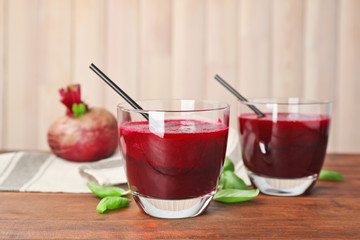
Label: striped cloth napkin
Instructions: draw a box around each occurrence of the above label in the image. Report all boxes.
[0,151,126,193]
[0,128,248,193]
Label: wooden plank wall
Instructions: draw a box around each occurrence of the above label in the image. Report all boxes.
[0,0,4,148]
[0,0,359,153]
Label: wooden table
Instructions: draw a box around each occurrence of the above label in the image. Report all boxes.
[0,153,359,239]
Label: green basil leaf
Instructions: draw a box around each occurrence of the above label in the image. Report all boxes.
[87,182,130,198]
[96,196,131,213]
[220,170,248,190]
[318,170,344,182]
[223,157,235,172]
[214,189,259,203]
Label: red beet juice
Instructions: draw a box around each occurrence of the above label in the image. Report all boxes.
[119,119,229,199]
[239,113,331,178]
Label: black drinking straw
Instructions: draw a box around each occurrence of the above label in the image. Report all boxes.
[214,74,265,118]
[89,63,149,120]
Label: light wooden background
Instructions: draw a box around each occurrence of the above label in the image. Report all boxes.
[0,0,359,153]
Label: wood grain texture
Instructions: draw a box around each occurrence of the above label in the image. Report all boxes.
[0,0,360,152]
[238,0,271,98]
[336,0,360,152]
[5,0,40,149]
[205,0,238,127]
[272,0,304,97]
[0,0,5,147]
[0,154,359,239]
[171,0,205,99]
[139,0,172,99]
[72,0,105,107]
[303,0,337,100]
[104,0,140,116]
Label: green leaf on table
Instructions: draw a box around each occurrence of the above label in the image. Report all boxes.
[72,103,86,117]
[220,170,248,190]
[87,182,130,198]
[214,189,259,203]
[96,196,131,213]
[223,157,235,172]
[318,170,344,182]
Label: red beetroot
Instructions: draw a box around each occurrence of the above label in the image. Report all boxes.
[47,84,118,162]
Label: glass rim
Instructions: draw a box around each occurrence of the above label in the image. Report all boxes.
[117,99,230,113]
[240,97,332,106]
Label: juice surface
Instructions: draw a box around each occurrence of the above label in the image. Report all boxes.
[239,113,331,178]
[119,119,229,199]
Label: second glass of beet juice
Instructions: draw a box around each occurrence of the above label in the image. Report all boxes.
[238,98,332,196]
[118,99,229,218]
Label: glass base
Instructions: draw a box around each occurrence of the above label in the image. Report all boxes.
[132,191,215,219]
[247,171,318,196]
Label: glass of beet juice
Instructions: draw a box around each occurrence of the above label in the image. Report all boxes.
[238,98,332,196]
[118,100,229,218]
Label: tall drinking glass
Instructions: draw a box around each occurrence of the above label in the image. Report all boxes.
[238,98,332,196]
[118,99,229,218]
